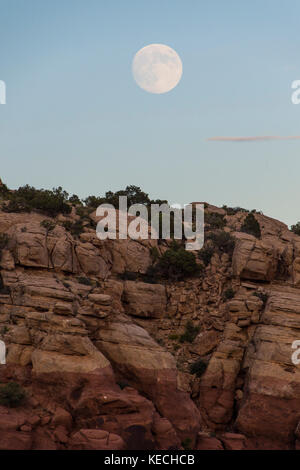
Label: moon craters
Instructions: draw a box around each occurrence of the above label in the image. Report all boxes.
[132,44,183,94]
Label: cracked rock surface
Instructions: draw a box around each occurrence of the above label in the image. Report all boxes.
[0,203,300,450]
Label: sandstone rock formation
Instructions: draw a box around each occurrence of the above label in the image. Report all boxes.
[0,197,300,450]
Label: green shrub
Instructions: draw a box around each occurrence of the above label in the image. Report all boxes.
[222,205,249,215]
[190,359,207,377]
[179,321,200,343]
[40,219,56,231]
[198,232,235,267]
[156,337,165,347]
[119,271,138,281]
[84,186,169,221]
[168,334,179,341]
[224,288,235,300]
[84,195,104,208]
[241,213,261,238]
[0,382,26,407]
[3,185,72,217]
[207,230,235,256]
[62,219,84,237]
[198,245,214,266]
[62,220,72,231]
[117,381,129,390]
[74,206,96,230]
[142,266,158,284]
[31,187,71,217]
[84,185,154,209]
[102,185,152,208]
[154,242,202,280]
[0,233,9,261]
[77,276,92,286]
[291,222,300,236]
[205,211,226,229]
[2,198,31,213]
[0,183,10,199]
[76,206,89,218]
[68,194,82,205]
[150,246,160,262]
[0,326,8,335]
[0,274,10,294]
[276,254,289,279]
[181,438,192,450]
[0,233,8,250]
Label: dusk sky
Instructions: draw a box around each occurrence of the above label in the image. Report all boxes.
[1,0,300,225]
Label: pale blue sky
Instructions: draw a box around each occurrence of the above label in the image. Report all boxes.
[1,0,300,225]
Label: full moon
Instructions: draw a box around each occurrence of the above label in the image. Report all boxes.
[132,44,183,94]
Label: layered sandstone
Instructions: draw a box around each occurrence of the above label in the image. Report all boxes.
[0,201,300,450]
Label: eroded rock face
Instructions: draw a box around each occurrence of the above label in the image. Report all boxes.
[123,281,167,318]
[232,235,279,281]
[1,203,300,449]
[106,239,153,275]
[236,286,300,443]
[95,318,201,441]
[69,429,125,450]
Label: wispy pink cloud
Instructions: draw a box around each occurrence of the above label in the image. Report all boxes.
[207,136,300,142]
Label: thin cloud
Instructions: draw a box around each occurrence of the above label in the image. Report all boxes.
[207,136,300,142]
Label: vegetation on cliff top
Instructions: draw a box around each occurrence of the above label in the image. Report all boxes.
[0,181,168,218]
[241,213,261,238]
[291,221,300,236]
[2,185,72,216]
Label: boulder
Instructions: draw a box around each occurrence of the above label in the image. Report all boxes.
[123,281,167,318]
[232,236,278,281]
[69,429,125,450]
[96,318,201,441]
